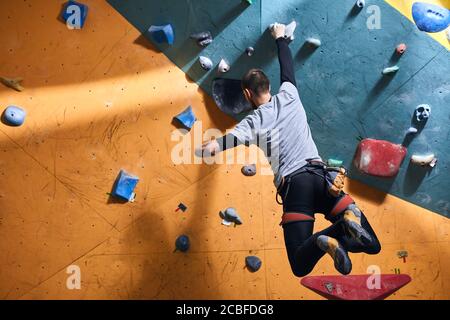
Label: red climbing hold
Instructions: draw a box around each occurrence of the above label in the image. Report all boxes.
[301,274,412,300]
[396,43,407,55]
[353,139,407,177]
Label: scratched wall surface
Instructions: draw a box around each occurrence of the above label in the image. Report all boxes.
[0,0,449,300]
[107,0,450,218]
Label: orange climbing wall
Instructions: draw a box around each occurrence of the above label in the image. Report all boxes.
[0,0,448,300]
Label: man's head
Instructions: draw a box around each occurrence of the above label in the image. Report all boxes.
[242,69,271,108]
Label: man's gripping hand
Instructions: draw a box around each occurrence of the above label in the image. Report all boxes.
[195,140,220,158]
[270,23,286,40]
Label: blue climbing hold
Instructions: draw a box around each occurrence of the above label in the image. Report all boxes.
[111,170,139,202]
[148,24,175,45]
[174,106,196,129]
[3,106,26,126]
[412,2,450,33]
[175,235,190,252]
[245,256,262,272]
[61,0,89,29]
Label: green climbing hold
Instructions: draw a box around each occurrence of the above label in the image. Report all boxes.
[327,159,343,167]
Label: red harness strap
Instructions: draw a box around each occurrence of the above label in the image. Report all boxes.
[328,194,355,219]
[280,213,315,226]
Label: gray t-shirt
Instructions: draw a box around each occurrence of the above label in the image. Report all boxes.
[231,82,321,188]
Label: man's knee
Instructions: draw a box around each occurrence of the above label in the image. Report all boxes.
[366,239,381,255]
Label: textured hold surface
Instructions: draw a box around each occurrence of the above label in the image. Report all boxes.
[411,154,437,167]
[356,0,365,8]
[396,43,407,54]
[246,46,255,56]
[406,127,418,134]
[220,207,243,225]
[327,159,343,167]
[306,37,322,47]
[173,105,196,129]
[218,59,230,73]
[190,31,213,47]
[301,274,412,300]
[415,104,431,122]
[198,56,213,71]
[412,2,450,33]
[148,24,174,45]
[2,106,26,126]
[241,164,257,176]
[0,76,24,92]
[382,65,400,74]
[111,170,139,201]
[353,139,407,177]
[175,235,190,252]
[245,256,262,272]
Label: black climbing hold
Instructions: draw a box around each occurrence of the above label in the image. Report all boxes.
[246,47,255,56]
[241,164,256,176]
[176,203,187,212]
[175,235,190,252]
[245,256,262,272]
[212,78,252,119]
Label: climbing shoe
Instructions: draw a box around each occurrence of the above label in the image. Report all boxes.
[343,204,373,246]
[316,235,352,275]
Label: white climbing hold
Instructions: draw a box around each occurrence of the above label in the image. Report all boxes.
[218,59,230,73]
[219,207,243,225]
[382,66,399,75]
[406,127,418,134]
[199,56,213,71]
[356,0,365,8]
[415,104,431,122]
[285,21,297,40]
[306,37,321,47]
[411,154,437,167]
[447,28,450,41]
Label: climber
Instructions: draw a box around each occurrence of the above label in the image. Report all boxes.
[197,22,381,277]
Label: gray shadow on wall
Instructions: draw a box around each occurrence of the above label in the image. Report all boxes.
[403,160,433,196]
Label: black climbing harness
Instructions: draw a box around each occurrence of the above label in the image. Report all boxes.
[276,159,346,205]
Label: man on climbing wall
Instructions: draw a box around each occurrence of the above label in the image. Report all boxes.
[198,22,381,276]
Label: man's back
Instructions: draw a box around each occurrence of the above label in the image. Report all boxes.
[231,82,321,187]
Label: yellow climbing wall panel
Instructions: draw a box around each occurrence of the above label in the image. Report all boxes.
[0,0,448,300]
[385,0,450,50]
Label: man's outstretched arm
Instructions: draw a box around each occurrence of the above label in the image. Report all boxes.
[271,23,297,87]
[277,37,297,87]
[197,133,243,157]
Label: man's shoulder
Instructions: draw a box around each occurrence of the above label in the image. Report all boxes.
[278,81,299,99]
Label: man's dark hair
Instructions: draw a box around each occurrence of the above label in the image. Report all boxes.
[242,69,270,95]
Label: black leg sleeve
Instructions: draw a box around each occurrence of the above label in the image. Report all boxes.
[276,37,297,87]
[283,220,347,277]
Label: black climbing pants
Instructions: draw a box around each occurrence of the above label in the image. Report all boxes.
[279,169,381,277]
[276,37,297,87]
